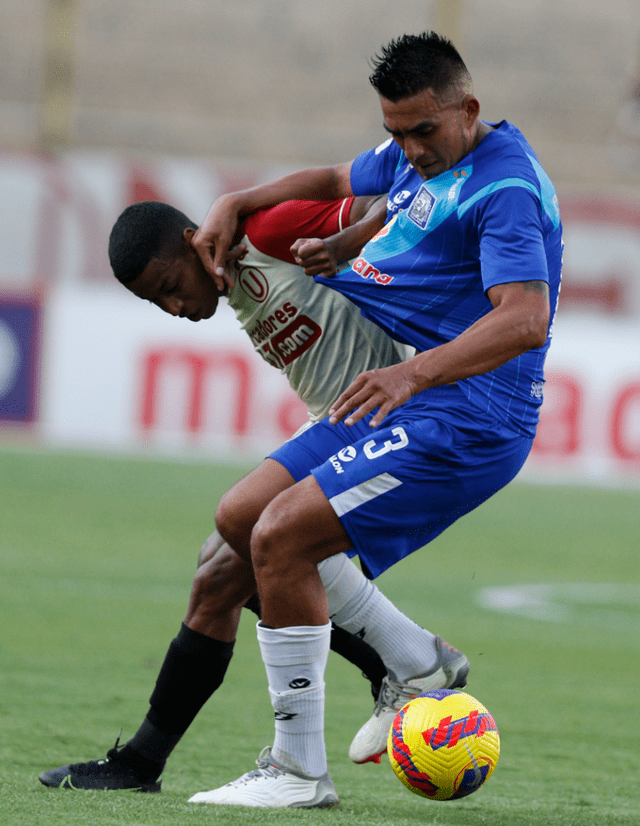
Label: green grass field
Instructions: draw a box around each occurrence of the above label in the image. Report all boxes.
[1,444,639,826]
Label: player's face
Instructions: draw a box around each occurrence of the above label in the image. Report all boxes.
[127,230,220,321]
[380,88,481,180]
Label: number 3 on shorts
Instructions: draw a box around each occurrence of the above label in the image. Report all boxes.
[363,426,409,459]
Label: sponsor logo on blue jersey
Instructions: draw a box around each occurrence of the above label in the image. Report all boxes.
[386,188,414,214]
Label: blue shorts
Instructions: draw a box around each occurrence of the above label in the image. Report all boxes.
[269,385,533,579]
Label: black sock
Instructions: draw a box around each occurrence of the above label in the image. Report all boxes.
[115,724,172,782]
[329,623,387,699]
[120,623,234,777]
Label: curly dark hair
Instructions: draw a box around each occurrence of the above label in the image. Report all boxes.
[108,201,197,285]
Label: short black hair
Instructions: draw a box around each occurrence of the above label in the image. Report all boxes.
[369,32,471,103]
[108,201,197,285]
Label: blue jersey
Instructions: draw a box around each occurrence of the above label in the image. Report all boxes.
[315,121,563,439]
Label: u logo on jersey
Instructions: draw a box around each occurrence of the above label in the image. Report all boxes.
[237,266,270,302]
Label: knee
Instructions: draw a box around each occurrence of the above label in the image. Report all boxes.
[250,506,294,579]
[215,487,254,556]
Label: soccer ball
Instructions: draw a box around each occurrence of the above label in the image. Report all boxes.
[387,689,500,801]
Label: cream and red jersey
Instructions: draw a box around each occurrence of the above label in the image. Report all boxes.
[226,199,408,421]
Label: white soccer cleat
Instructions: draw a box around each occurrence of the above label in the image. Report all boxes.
[348,636,470,765]
[187,747,339,808]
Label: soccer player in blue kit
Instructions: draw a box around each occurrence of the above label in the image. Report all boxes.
[187,32,563,808]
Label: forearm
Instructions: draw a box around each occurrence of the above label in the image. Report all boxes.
[292,196,387,276]
[193,163,353,286]
[407,304,546,392]
[325,197,386,265]
[224,164,354,216]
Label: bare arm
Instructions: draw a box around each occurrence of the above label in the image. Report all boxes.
[192,162,354,290]
[290,196,387,277]
[328,280,551,428]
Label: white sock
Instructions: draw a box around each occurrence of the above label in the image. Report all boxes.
[319,553,437,682]
[257,621,330,778]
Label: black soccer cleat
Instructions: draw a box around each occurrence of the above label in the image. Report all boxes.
[38,739,162,792]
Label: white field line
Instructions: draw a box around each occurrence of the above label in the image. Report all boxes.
[477,583,640,626]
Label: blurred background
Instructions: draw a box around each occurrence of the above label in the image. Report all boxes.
[1,0,640,487]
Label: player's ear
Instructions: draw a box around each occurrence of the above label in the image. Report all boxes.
[462,95,480,124]
[182,226,197,250]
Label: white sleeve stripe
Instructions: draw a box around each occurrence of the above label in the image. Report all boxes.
[338,198,350,232]
[328,472,402,517]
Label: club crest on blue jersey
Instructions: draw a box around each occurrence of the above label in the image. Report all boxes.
[408,186,437,229]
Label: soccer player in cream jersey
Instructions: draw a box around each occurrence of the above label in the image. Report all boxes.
[38,194,468,795]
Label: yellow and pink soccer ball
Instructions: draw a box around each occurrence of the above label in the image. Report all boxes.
[387,689,500,801]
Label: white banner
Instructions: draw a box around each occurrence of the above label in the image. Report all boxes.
[34,285,640,488]
[523,314,640,487]
[40,286,308,458]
